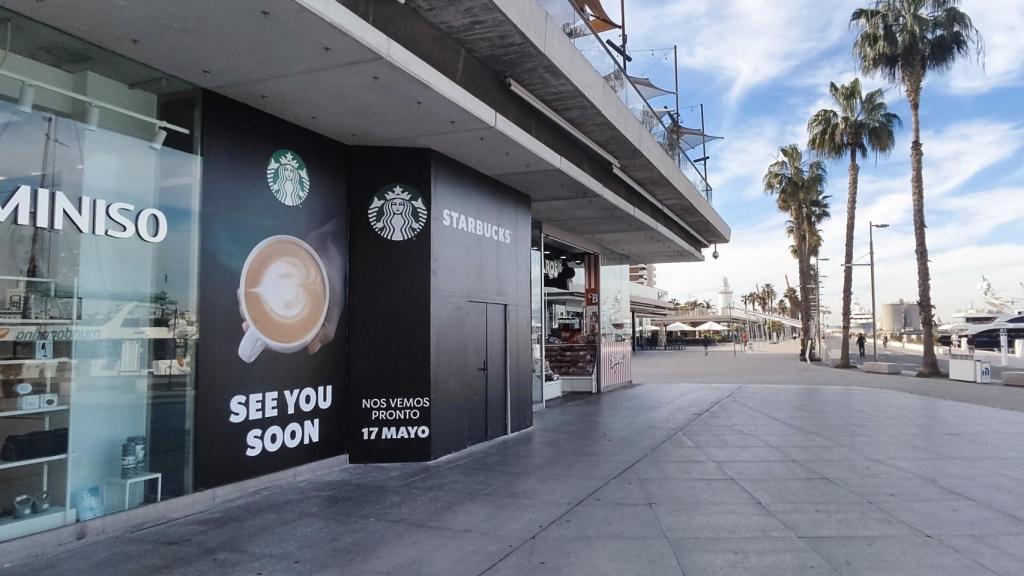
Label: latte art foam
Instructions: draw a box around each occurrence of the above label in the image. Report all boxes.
[248,257,318,322]
[243,238,327,345]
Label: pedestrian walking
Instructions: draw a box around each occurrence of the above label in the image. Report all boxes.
[702,335,710,356]
[856,333,866,359]
[882,334,889,349]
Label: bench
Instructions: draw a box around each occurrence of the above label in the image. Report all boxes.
[1004,372,1024,387]
[864,362,901,375]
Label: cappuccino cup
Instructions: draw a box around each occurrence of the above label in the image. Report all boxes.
[238,235,329,363]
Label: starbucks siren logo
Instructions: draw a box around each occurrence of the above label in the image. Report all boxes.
[266,149,310,206]
[368,184,428,241]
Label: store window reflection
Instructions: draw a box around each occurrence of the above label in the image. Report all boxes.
[530,222,544,411]
[599,255,631,391]
[541,237,598,398]
[0,9,199,541]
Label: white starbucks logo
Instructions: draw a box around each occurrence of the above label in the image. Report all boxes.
[266,149,310,206]
[368,184,428,241]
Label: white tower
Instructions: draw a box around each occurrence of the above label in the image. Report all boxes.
[718,277,733,314]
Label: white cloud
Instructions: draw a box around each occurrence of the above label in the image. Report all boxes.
[658,214,802,305]
[629,0,861,102]
[709,117,806,203]
[658,118,1024,321]
[942,0,1024,94]
[919,120,1024,197]
[625,1,1024,324]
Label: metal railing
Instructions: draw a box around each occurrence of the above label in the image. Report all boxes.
[536,0,713,204]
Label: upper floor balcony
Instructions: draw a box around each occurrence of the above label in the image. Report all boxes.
[404,0,730,247]
[537,0,715,204]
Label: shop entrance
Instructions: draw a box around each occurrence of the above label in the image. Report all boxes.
[466,302,507,443]
[541,237,599,400]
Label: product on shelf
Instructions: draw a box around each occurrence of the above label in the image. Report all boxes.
[1,428,69,461]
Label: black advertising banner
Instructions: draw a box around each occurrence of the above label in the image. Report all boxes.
[348,147,432,463]
[194,93,347,488]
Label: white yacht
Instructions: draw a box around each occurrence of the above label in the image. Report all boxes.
[850,298,873,334]
[959,312,1024,350]
[939,277,1023,346]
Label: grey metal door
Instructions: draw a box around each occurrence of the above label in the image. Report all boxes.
[484,303,507,440]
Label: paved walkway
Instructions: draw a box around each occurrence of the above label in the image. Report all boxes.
[8,348,1024,575]
[822,335,1024,383]
[635,340,1024,412]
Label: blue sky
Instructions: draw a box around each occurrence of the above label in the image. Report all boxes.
[614,0,1024,321]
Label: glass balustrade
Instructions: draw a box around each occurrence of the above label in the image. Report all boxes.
[535,0,713,203]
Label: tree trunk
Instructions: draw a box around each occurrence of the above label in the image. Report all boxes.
[838,147,859,368]
[905,76,941,376]
[796,212,812,360]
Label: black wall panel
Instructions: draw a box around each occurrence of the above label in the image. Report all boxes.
[429,154,532,458]
[347,147,433,463]
[194,92,348,488]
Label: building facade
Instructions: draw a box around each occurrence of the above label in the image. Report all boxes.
[629,264,657,287]
[0,0,728,543]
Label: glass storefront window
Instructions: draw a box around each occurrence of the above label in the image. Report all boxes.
[599,255,630,343]
[530,222,544,411]
[542,237,597,396]
[599,254,631,391]
[0,9,199,540]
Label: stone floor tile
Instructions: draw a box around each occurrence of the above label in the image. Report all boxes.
[652,503,793,538]
[639,478,757,505]
[764,502,919,537]
[699,446,790,462]
[718,460,823,479]
[668,537,839,576]
[622,459,730,480]
[939,535,1024,576]
[829,476,967,503]
[482,536,685,576]
[876,500,1024,536]
[543,503,664,539]
[736,478,864,505]
[804,535,999,576]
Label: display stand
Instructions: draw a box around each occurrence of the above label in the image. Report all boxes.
[104,472,162,513]
[0,276,76,541]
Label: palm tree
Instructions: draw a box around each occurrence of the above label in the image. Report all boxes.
[778,299,789,317]
[761,284,778,314]
[783,286,800,318]
[764,144,830,360]
[851,0,982,376]
[808,78,901,369]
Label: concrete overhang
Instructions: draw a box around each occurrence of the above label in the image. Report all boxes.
[3,0,702,262]
[405,0,731,245]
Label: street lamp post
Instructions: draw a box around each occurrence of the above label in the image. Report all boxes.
[869,222,889,362]
[815,258,829,360]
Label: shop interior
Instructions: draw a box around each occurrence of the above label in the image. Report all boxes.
[0,9,200,542]
[540,237,598,401]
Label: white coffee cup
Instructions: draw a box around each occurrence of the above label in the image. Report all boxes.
[237,235,329,363]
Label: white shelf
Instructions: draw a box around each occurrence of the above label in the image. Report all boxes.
[0,319,72,325]
[0,357,71,366]
[0,405,68,418]
[0,453,67,470]
[0,507,68,541]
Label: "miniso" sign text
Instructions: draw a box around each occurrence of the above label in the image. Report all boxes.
[0,185,167,243]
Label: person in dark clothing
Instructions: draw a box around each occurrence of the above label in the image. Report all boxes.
[856,333,866,359]
[702,336,710,356]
